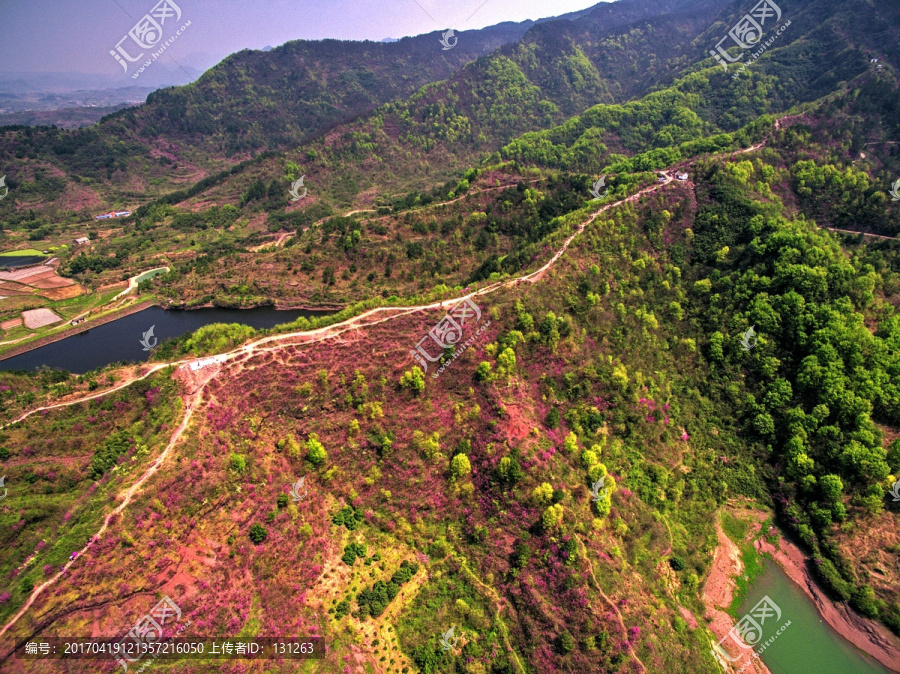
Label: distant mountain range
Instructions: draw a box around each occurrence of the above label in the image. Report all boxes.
[0,0,728,198]
[0,0,898,221]
[0,51,225,94]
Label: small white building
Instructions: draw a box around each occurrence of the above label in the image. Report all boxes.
[675,172,689,181]
[95,210,131,219]
[188,353,229,372]
[73,237,90,245]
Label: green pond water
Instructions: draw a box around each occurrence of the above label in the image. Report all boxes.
[735,560,888,673]
[133,267,168,283]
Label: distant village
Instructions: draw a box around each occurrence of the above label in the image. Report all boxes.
[93,210,132,221]
[71,209,134,245]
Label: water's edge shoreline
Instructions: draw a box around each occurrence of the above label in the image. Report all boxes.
[704,506,900,673]
[702,518,771,674]
[0,301,342,365]
[756,534,900,673]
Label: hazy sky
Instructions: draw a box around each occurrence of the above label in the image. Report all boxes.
[0,0,604,75]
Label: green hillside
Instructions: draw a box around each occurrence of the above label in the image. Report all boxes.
[1,0,900,671]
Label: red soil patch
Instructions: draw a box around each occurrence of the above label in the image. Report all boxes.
[0,283,31,296]
[702,522,770,674]
[98,281,129,293]
[496,402,535,445]
[53,180,103,212]
[31,276,76,289]
[38,285,83,300]
[678,605,699,629]
[0,317,23,330]
[13,269,56,284]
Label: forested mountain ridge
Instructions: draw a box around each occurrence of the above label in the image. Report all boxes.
[0,0,726,221]
[112,23,537,156]
[126,0,757,218]
[161,0,899,217]
[0,19,533,214]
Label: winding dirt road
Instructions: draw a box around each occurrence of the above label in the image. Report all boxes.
[0,362,181,430]
[0,133,772,649]
[576,536,647,673]
[0,395,198,642]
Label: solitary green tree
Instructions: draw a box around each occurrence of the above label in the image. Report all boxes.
[306,433,327,466]
[249,523,268,544]
[450,453,472,481]
[399,366,426,394]
[541,503,564,530]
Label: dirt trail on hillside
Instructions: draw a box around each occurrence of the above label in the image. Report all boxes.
[0,361,184,430]
[0,130,775,651]
[822,227,895,240]
[453,553,527,674]
[577,537,648,673]
[0,391,199,648]
[303,179,541,231]
[249,231,294,251]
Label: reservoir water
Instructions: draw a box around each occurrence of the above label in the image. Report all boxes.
[0,305,333,374]
[736,560,888,674]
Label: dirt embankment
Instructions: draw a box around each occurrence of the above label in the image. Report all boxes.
[702,521,770,674]
[705,503,900,674]
[756,534,900,673]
